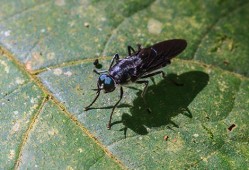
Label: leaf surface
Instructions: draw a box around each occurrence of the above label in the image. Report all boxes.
[0,0,248,169]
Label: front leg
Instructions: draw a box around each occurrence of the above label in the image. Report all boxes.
[108,53,120,70]
[93,54,120,74]
[93,69,108,75]
[108,86,124,129]
[84,90,101,111]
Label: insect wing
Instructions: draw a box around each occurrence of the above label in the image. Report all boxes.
[138,39,187,73]
[148,39,187,60]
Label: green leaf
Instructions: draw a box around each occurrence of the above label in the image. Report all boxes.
[0,0,248,169]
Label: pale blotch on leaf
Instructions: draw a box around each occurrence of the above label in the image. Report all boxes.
[64,71,73,77]
[11,122,20,134]
[66,166,74,170]
[26,52,44,71]
[28,104,39,117]
[78,148,83,153]
[147,18,163,35]
[84,22,90,28]
[55,0,65,6]
[25,61,32,70]
[166,137,184,152]
[206,68,212,74]
[218,80,229,92]
[0,60,10,73]
[15,77,25,85]
[48,128,59,136]
[8,150,15,160]
[1,30,11,37]
[30,97,37,104]
[201,156,209,163]
[146,127,151,132]
[53,68,63,75]
[186,16,201,29]
[40,28,46,33]
[101,17,106,21]
[47,52,55,60]
[227,39,234,51]
[115,110,121,117]
[69,20,76,27]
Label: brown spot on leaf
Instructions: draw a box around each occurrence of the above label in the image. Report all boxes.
[228,124,236,131]
[163,135,169,141]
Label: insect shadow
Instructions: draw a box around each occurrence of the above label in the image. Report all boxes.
[118,71,209,135]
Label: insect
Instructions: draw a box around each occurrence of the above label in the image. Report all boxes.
[85,39,187,129]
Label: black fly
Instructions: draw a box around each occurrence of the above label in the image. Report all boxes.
[85,39,187,129]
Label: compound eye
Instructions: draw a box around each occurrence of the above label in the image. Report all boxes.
[104,77,115,92]
[98,74,106,87]
[98,74,116,92]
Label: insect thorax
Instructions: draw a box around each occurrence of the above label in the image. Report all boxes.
[109,56,142,84]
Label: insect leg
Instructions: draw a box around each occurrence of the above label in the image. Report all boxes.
[128,44,142,56]
[136,44,142,51]
[84,90,101,111]
[93,54,119,74]
[93,69,108,75]
[141,71,166,79]
[108,86,123,129]
[108,53,120,70]
[136,80,149,97]
[136,80,151,112]
[127,46,136,56]
[141,71,183,86]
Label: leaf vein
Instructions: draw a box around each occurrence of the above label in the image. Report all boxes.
[14,96,48,169]
[0,1,51,23]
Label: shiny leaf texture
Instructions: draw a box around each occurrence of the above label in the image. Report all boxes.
[0,0,248,169]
